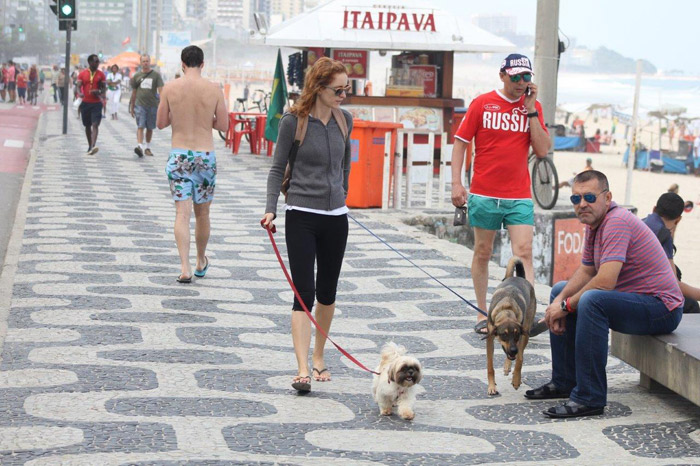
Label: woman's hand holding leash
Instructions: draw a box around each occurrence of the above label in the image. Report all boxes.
[261,213,276,233]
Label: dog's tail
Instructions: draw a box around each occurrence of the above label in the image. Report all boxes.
[505,257,526,279]
[379,341,406,366]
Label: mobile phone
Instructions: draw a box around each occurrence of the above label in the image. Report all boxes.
[525,86,531,96]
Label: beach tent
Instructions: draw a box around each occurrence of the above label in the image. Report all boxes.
[253,0,514,52]
[104,52,142,73]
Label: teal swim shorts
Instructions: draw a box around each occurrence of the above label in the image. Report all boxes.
[467,194,534,230]
[165,149,217,204]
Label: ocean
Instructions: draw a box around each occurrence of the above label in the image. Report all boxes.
[556,72,700,118]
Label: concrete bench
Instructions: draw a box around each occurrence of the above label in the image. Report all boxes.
[611,314,699,406]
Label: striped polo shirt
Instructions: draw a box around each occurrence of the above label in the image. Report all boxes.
[582,202,683,311]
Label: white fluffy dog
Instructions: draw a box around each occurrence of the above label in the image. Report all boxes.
[372,342,423,420]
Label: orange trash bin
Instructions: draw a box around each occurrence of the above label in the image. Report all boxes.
[346,120,403,208]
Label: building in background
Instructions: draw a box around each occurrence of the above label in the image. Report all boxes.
[78,0,133,24]
[471,14,517,37]
[2,0,52,33]
[217,0,245,26]
[269,0,303,22]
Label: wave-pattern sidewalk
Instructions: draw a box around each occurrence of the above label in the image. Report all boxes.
[0,107,698,465]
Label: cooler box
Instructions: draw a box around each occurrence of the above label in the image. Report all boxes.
[346,120,403,208]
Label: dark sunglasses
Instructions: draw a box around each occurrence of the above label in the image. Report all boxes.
[324,85,351,97]
[509,73,532,83]
[570,189,608,205]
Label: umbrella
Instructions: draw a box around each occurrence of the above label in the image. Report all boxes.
[104,52,144,73]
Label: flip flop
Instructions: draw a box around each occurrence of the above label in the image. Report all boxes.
[176,274,192,283]
[312,367,331,382]
[291,375,311,392]
[194,256,209,278]
[474,319,488,335]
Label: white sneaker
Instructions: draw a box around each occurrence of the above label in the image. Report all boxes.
[88,146,99,155]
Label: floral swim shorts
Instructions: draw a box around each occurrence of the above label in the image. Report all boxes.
[165,149,217,204]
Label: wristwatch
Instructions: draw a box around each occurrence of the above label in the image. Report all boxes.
[527,111,539,118]
[560,298,574,313]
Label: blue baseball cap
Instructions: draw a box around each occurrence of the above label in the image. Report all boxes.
[500,53,534,75]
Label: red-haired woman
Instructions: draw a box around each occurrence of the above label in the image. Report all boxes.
[261,57,353,392]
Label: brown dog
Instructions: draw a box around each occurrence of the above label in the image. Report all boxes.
[486,256,536,395]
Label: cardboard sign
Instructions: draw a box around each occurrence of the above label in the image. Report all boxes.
[332,50,369,79]
[552,218,587,284]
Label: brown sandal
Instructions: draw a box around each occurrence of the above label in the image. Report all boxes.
[291,375,311,392]
[312,367,331,382]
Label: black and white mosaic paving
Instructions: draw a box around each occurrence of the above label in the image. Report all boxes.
[0,106,698,464]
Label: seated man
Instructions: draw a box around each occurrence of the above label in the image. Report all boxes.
[642,192,700,314]
[528,170,683,418]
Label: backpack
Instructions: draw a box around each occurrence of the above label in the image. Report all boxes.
[280,108,349,200]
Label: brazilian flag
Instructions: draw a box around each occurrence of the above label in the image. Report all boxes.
[265,49,288,142]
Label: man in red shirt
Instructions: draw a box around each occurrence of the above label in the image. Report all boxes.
[451,53,551,334]
[76,54,106,155]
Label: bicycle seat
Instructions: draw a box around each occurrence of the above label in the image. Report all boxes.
[236,97,246,103]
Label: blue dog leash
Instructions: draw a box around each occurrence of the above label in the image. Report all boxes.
[348,214,489,318]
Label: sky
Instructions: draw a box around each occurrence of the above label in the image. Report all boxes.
[433,0,699,75]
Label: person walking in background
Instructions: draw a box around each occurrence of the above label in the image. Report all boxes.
[642,192,700,314]
[16,70,27,105]
[106,65,123,120]
[6,61,16,103]
[451,53,551,335]
[156,45,228,283]
[0,63,7,102]
[129,55,164,157]
[51,65,59,103]
[56,68,66,105]
[76,54,106,155]
[28,65,38,105]
[261,57,353,393]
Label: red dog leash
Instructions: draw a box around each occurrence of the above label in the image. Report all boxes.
[261,221,379,375]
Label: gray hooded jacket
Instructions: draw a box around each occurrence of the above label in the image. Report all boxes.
[265,110,353,215]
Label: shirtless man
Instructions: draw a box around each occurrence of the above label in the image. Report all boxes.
[156,45,229,283]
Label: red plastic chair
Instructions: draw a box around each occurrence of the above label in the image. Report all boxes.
[232,117,257,155]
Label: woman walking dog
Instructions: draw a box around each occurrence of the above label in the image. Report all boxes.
[261,57,353,392]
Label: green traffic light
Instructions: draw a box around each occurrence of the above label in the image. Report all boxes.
[61,4,72,15]
[18,25,24,32]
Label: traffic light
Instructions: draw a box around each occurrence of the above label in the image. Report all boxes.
[17,25,24,33]
[59,20,77,31]
[98,51,103,59]
[58,0,76,20]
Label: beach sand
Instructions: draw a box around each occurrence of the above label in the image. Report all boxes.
[552,146,700,285]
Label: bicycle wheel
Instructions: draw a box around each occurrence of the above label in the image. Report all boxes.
[531,156,559,210]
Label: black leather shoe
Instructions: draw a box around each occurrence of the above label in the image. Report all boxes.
[543,400,605,418]
[524,382,571,400]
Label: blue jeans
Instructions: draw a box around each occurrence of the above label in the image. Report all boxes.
[549,281,682,408]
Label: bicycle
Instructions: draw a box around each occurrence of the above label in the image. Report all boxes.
[464,150,559,210]
[529,152,559,209]
[250,89,270,114]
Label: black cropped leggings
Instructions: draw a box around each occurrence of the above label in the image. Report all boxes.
[284,209,348,311]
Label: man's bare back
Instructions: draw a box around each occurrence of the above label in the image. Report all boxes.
[157,75,228,151]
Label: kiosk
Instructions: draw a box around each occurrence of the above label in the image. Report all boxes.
[255,0,515,141]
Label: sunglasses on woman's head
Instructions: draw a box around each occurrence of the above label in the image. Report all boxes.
[509,73,532,83]
[570,189,608,205]
[324,85,351,97]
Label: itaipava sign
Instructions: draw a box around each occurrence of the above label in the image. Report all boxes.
[342,9,436,32]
